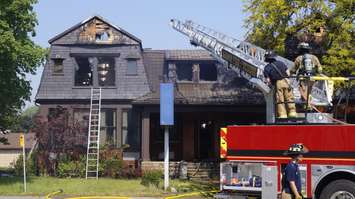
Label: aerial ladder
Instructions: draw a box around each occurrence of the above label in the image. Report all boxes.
[170,19,334,123]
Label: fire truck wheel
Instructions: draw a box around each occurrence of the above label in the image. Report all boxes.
[319,179,355,199]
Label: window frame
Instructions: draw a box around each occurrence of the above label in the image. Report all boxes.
[97,57,116,87]
[74,57,93,87]
[121,109,131,147]
[126,59,138,76]
[199,62,218,82]
[175,61,193,82]
[72,55,119,88]
[51,58,65,75]
[100,108,117,147]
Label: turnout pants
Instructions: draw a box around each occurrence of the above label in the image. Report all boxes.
[281,191,303,199]
[275,79,296,118]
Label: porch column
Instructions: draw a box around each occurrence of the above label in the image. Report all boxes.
[141,111,150,161]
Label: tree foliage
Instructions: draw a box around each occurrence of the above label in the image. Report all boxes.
[10,105,39,132]
[0,0,46,129]
[243,0,354,77]
[34,108,87,175]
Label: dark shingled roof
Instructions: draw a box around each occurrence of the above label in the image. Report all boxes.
[135,49,264,105]
[0,133,36,150]
[142,50,165,92]
[133,83,264,105]
[165,49,214,61]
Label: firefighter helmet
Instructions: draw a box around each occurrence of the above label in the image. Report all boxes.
[264,50,276,61]
[284,143,309,156]
[297,42,311,50]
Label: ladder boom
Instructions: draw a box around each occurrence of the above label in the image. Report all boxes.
[170,19,295,94]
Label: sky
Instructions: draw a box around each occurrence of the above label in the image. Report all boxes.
[26,0,248,108]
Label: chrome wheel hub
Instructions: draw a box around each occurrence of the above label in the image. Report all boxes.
[330,191,355,199]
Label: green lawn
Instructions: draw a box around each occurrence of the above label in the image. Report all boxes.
[0,177,216,197]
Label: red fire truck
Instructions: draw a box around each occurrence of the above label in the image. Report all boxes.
[218,125,355,199]
[170,19,355,198]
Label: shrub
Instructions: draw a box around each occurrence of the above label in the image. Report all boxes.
[12,153,36,176]
[57,160,85,178]
[102,158,123,178]
[141,170,163,188]
[57,155,85,178]
[119,162,141,179]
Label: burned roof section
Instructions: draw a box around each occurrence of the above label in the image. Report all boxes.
[49,15,142,47]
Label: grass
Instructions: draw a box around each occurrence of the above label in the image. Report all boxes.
[0,176,217,197]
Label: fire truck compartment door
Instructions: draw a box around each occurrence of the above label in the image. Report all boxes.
[262,164,278,199]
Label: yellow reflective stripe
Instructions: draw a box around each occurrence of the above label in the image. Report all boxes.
[165,190,219,199]
[310,76,349,81]
[220,128,227,158]
[66,197,129,199]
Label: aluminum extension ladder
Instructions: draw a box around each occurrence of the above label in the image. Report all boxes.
[85,87,102,179]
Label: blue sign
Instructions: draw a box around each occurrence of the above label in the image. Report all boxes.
[160,83,174,126]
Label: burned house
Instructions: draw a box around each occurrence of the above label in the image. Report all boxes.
[35,16,265,165]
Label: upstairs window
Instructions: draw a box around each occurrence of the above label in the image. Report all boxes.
[75,57,92,86]
[127,59,138,75]
[98,57,115,86]
[176,62,192,81]
[52,58,64,74]
[200,63,217,81]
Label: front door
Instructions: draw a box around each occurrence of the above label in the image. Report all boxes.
[198,120,214,159]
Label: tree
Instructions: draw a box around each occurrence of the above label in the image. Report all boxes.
[34,108,87,175]
[0,0,46,130]
[243,0,354,77]
[10,105,39,132]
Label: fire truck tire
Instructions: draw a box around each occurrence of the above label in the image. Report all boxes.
[319,179,355,199]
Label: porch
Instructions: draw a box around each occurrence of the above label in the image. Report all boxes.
[139,105,265,162]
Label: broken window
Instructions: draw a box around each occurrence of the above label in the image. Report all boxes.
[176,62,192,81]
[100,109,117,146]
[200,63,217,81]
[75,57,92,86]
[96,31,111,42]
[127,59,138,75]
[52,58,64,74]
[98,57,115,86]
[79,19,114,43]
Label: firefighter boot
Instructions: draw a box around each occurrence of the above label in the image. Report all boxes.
[287,103,297,118]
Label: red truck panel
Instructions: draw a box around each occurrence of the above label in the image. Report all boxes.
[226,125,355,159]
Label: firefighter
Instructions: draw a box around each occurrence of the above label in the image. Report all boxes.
[263,50,297,118]
[282,143,309,199]
[291,42,323,106]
